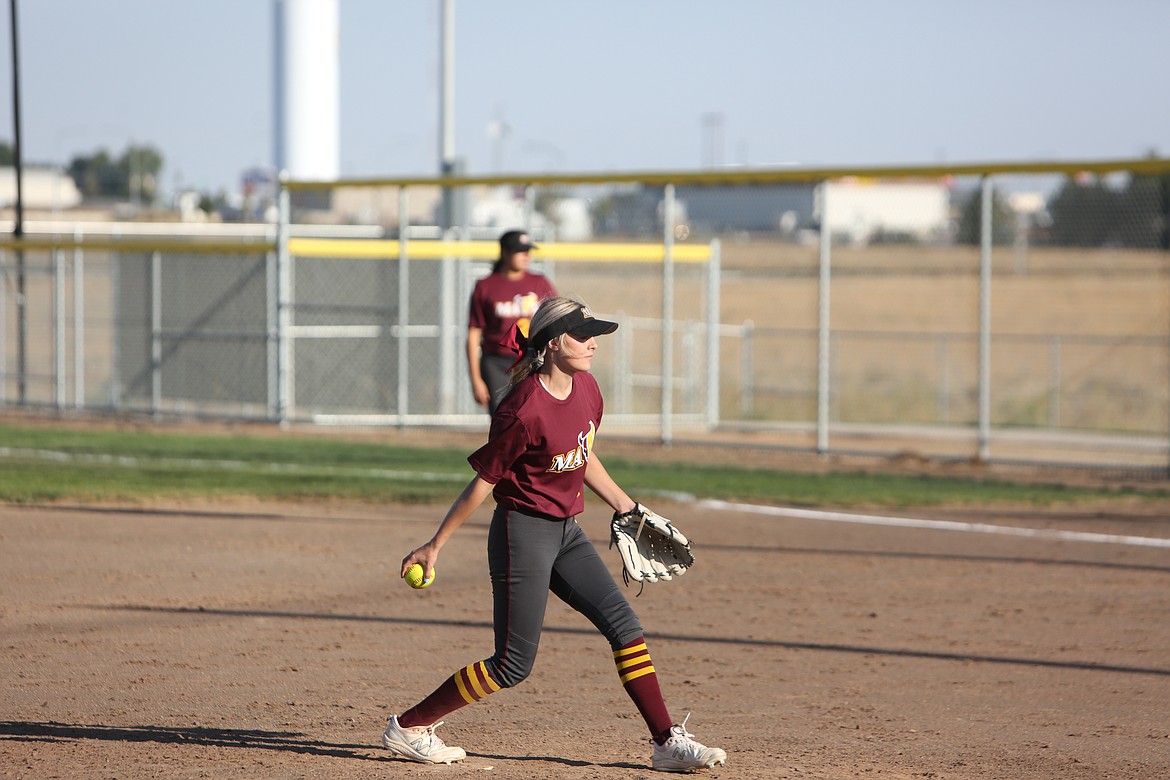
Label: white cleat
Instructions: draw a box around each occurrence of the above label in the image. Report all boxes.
[651,714,727,773]
[381,715,466,765]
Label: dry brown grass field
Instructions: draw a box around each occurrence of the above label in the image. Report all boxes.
[555,242,1170,461]
[559,242,1169,340]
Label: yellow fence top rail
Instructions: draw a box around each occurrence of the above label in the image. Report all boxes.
[0,236,711,263]
[284,156,1170,191]
[288,238,712,263]
[0,237,275,253]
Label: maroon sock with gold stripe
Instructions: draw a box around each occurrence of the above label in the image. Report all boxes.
[398,661,502,728]
[613,637,674,741]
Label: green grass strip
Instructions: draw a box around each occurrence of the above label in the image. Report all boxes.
[0,423,1163,507]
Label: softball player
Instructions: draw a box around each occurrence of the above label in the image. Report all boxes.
[467,230,557,416]
[385,296,727,772]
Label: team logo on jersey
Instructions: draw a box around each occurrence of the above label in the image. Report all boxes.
[494,292,542,319]
[547,421,597,474]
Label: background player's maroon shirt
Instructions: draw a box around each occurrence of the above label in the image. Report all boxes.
[468,372,603,518]
[468,272,557,357]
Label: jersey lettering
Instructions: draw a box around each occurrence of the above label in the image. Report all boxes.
[547,421,597,474]
[493,292,542,320]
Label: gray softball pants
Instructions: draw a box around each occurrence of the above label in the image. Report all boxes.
[483,505,644,688]
[480,354,514,416]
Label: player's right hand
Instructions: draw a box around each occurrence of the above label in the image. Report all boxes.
[401,544,438,579]
[471,379,490,407]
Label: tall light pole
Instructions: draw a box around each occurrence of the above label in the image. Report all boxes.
[701,112,724,170]
[439,0,455,176]
[8,0,26,403]
[438,0,455,228]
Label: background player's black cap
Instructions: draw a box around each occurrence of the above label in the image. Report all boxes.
[499,230,537,253]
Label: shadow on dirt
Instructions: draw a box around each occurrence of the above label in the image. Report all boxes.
[94,604,1170,678]
[0,721,646,770]
[697,542,1170,575]
[0,721,378,760]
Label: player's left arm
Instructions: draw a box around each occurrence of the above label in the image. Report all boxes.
[584,454,636,515]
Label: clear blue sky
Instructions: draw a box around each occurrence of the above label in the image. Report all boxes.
[2,0,1167,197]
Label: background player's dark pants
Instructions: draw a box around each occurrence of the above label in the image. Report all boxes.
[480,354,514,416]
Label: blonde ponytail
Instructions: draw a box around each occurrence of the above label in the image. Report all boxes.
[507,296,582,386]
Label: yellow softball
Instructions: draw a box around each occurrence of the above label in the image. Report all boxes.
[403,563,434,589]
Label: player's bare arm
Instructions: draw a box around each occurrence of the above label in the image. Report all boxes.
[584,454,636,515]
[466,327,490,406]
[401,475,494,577]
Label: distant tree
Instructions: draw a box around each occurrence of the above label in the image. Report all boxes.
[1041,166,1169,249]
[68,148,116,197]
[67,143,163,204]
[1117,171,1170,250]
[0,141,13,166]
[1041,177,1120,247]
[198,191,229,215]
[955,187,1015,246]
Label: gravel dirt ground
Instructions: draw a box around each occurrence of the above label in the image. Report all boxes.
[3,493,1170,779]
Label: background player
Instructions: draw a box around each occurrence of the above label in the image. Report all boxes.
[384,296,727,772]
[467,229,557,416]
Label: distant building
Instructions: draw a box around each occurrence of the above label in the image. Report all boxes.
[676,183,815,236]
[821,178,950,244]
[677,178,951,244]
[0,167,83,212]
[592,185,688,238]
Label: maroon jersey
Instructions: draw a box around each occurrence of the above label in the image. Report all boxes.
[468,372,603,518]
[469,272,557,357]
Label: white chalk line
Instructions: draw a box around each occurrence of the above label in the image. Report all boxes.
[698,499,1170,549]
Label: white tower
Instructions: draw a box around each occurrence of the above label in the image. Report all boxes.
[274,0,339,182]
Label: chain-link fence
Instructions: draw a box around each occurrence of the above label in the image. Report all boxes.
[3,158,1168,473]
[283,229,717,429]
[0,237,276,418]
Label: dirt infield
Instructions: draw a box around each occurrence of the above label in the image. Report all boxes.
[3,496,1169,779]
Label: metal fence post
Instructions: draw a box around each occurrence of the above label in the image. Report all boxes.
[661,184,675,445]
[275,175,292,425]
[817,180,832,456]
[978,176,993,461]
[110,234,121,410]
[150,250,162,416]
[73,231,84,408]
[265,223,277,420]
[1163,173,1170,478]
[0,249,6,403]
[53,246,65,409]
[439,227,458,416]
[706,238,721,429]
[397,187,410,425]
